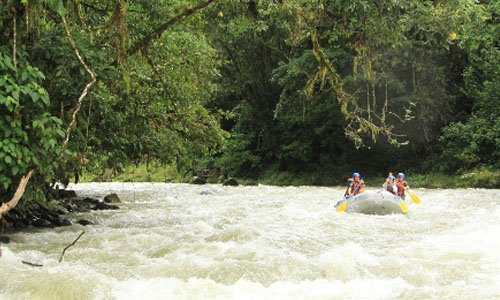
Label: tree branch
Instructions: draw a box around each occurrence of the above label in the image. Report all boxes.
[126,0,218,57]
[22,260,43,267]
[0,169,35,221]
[59,16,97,158]
[59,231,85,262]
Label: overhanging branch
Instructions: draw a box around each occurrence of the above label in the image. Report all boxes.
[0,169,35,221]
[126,0,218,57]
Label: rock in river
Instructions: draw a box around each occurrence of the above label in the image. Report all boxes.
[32,218,53,228]
[78,219,94,226]
[192,176,207,185]
[223,178,239,186]
[94,202,119,210]
[104,193,121,203]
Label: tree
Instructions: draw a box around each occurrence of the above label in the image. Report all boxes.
[435,0,499,172]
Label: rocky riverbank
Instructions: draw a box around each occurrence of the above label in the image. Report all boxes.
[1,189,121,236]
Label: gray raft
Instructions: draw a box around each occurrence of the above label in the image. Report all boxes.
[336,190,407,215]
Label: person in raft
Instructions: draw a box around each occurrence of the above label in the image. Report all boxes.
[383,173,397,194]
[345,172,365,197]
[395,173,409,198]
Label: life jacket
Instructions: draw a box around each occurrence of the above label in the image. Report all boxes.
[351,179,365,196]
[395,180,407,197]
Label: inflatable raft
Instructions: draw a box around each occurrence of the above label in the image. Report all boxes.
[335,190,408,215]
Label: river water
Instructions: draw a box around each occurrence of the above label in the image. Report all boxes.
[1,183,499,299]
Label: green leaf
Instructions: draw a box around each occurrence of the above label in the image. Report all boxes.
[30,90,40,102]
[14,127,24,136]
[12,88,19,100]
[3,56,14,71]
[56,128,65,137]
[39,88,50,105]
[21,70,28,81]
[46,0,66,17]
[12,165,19,175]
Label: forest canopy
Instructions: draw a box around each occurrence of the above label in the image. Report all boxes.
[0,0,498,203]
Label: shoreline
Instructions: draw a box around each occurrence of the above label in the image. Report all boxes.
[0,190,120,237]
[80,167,500,189]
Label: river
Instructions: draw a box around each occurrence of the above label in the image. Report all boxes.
[1,183,499,299]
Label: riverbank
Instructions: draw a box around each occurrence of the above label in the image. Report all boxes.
[81,164,499,189]
[1,190,120,235]
[248,168,500,189]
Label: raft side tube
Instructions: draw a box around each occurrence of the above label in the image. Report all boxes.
[336,190,406,215]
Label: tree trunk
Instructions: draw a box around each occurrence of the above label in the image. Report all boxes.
[0,169,35,221]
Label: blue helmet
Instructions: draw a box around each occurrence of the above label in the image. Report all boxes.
[397,172,405,179]
[388,175,395,179]
[352,172,361,178]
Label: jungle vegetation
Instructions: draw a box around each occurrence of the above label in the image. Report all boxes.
[0,0,498,215]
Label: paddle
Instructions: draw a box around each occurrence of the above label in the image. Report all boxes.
[408,190,421,204]
[399,199,409,213]
[336,199,348,212]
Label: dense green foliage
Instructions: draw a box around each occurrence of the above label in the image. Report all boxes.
[0,47,64,193]
[0,0,498,206]
[206,0,499,183]
[434,2,499,173]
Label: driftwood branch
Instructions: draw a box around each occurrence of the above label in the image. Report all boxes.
[126,0,217,57]
[59,17,97,158]
[22,260,43,267]
[0,169,35,221]
[59,231,85,263]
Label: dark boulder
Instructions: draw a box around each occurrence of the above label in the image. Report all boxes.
[63,202,76,212]
[78,219,94,226]
[192,176,207,185]
[223,178,239,186]
[52,218,72,227]
[93,202,119,210]
[13,221,28,229]
[82,197,100,205]
[55,207,69,215]
[104,193,121,203]
[56,189,77,199]
[0,236,10,243]
[41,211,59,222]
[32,218,53,228]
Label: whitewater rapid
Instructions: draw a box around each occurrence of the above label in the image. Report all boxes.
[1,183,499,299]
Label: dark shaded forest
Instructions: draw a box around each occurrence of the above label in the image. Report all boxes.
[0,0,499,213]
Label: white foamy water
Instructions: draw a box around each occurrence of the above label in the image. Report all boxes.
[1,183,499,299]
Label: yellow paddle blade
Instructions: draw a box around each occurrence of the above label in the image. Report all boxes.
[336,201,348,212]
[399,200,409,214]
[409,191,421,204]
